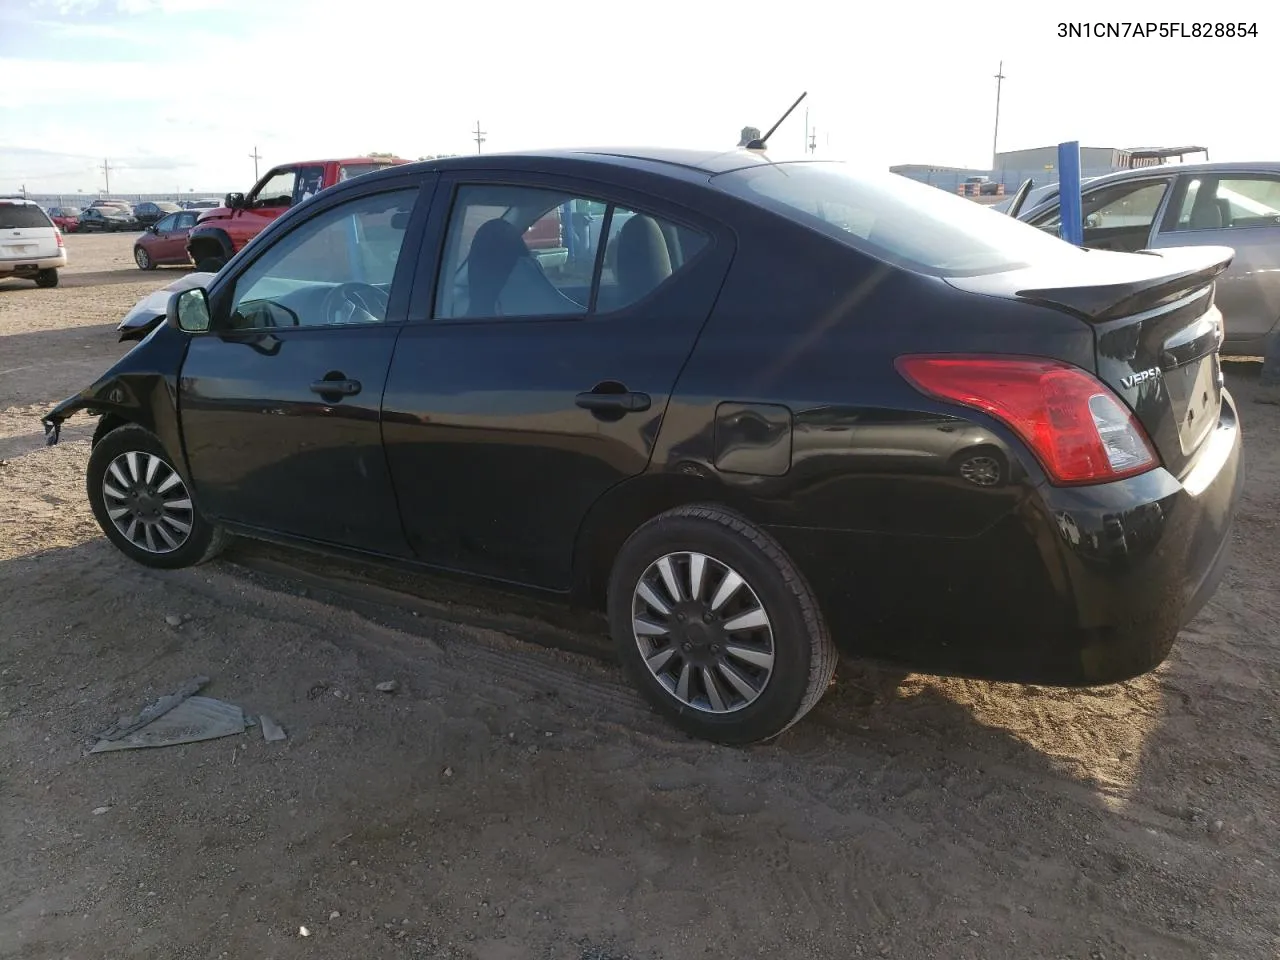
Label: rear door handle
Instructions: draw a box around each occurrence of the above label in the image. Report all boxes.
[310,378,361,397]
[575,391,651,413]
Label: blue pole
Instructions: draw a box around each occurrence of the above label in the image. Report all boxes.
[1057,141,1083,246]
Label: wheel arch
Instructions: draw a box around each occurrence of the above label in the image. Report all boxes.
[186,227,233,261]
[570,470,759,608]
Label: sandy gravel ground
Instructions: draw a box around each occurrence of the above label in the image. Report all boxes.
[1,234,1278,960]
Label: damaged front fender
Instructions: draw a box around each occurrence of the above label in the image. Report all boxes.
[39,321,192,465]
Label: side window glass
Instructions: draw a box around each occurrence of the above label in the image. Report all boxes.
[226,188,417,330]
[434,185,709,320]
[434,185,588,320]
[178,212,198,229]
[1036,181,1169,233]
[154,214,176,232]
[1170,177,1280,231]
[597,207,708,311]
[293,166,326,205]
[252,169,297,208]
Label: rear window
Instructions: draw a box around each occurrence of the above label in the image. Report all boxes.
[339,163,395,181]
[0,203,53,229]
[714,161,1084,277]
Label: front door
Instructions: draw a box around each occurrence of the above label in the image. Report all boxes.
[179,178,430,555]
[1148,171,1280,345]
[381,176,733,589]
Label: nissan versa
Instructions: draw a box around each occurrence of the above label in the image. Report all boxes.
[43,147,1244,744]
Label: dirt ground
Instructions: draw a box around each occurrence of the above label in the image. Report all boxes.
[1,234,1278,960]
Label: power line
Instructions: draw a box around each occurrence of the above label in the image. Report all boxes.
[473,121,486,154]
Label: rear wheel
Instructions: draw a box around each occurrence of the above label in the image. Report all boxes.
[607,504,837,744]
[87,424,226,569]
[35,269,58,288]
[134,246,154,270]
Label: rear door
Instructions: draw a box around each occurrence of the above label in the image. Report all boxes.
[381,173,734,589]
[178,173,434,553]
[1148,171,1280,345]
[0,202,57,260]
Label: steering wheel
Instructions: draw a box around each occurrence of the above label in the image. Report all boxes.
[321,282,389,326]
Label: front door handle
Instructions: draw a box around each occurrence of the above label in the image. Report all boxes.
[310,378,361,397]
[575,390,651,413]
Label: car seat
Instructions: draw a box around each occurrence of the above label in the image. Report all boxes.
[614,215,673,306]
[466,217,583,317]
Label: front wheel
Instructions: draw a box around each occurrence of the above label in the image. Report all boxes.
[35,269,59,288]
[87,424,227,569]
[134,246,154,270]
[607,504,837,744]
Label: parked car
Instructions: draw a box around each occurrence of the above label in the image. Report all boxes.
[184,199,221,210]
[90,198,132,210]
[1006,162,1280,356]
[1,198,66,287]
[46,206,82,232]
[186,156,408,271]
[989,179,1101,215]
[43,147,1243,744]
[78,207,138,232]
[133,200,182,227]
[133,210,201,269]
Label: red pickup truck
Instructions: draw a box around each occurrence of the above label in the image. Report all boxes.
[186,156,408,271]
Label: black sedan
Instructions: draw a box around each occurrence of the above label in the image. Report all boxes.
[43,147,1243,744]
[77,207,138,232]
[133,200,182,227]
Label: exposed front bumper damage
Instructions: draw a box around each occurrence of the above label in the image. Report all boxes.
[42,392,94,446]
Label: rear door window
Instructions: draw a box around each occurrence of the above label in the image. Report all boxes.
[433,184,709,320]
[1163,175,1280,232]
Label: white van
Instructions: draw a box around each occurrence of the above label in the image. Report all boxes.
[1,198,68,288]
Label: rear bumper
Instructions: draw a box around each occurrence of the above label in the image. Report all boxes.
[0,252,67,274]
[770,390,1244,685]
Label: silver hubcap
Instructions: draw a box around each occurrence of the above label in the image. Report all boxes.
[135,248,148,267]
[959,455,1002,486]
[102,451,194,554]
[631,552,775,714]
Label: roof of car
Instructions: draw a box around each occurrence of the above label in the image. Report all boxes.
[1087,160,1280,182]
[416,146,784,177]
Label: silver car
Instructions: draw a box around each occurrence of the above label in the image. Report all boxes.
[1009,161,1280,356]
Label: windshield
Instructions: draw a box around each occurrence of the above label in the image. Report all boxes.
[714,161,1086,276]
[0,203,53,229]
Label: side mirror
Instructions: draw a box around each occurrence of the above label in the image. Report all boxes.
[168,287,212,334]
[225,192,246,210]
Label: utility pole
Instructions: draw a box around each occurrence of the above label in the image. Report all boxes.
[809,127,817,155]
[100,159,112,194]
[991,60,1006,172]
[249,145,262,181]
[473,121,486,154]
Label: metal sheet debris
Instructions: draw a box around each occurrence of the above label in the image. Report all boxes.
[91,691,248,753]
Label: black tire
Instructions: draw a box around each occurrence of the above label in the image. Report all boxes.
[195,256,227,273]
[607,504,837,744]
[134,246,154,270]
[87,424,227,569]
[35,269,58,288]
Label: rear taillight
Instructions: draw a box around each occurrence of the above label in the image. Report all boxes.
[896,355,1159,485]
[56,230,64,247]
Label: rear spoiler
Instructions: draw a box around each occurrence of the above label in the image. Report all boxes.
[1014,246,1234,322]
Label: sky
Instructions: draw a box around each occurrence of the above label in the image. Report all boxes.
[0,0,1275,194]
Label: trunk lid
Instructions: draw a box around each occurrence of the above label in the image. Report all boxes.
[946,245,1234,479]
